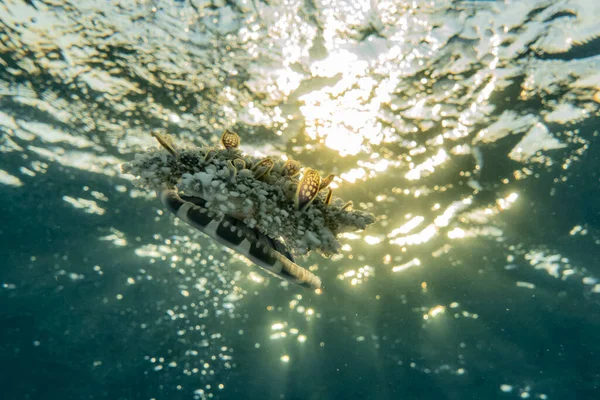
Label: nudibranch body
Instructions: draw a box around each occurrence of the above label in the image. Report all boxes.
[122,130,376,290]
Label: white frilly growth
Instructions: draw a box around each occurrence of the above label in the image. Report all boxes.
[122,145,376,257]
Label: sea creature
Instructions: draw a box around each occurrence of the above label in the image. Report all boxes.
[122,130,376,290]
[158,187,322,289]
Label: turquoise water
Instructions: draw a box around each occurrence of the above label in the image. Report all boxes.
[1,0,599,399]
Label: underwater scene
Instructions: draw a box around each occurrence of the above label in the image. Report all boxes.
[1,0,599,399]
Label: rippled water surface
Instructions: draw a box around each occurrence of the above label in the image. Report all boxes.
[1,0,600,399]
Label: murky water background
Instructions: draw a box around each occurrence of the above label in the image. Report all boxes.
[1,0,599,399]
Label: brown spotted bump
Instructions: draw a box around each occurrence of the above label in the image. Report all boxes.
[281,160,301,177]
[295,168,321,211]
[221,129,240,149]
[252,158,275,179]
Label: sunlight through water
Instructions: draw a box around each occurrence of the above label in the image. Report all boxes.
[1,0,600,399]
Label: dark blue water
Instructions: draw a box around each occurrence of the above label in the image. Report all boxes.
[2,131,600,400]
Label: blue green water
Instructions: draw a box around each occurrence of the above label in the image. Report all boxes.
[1,0,600,399]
